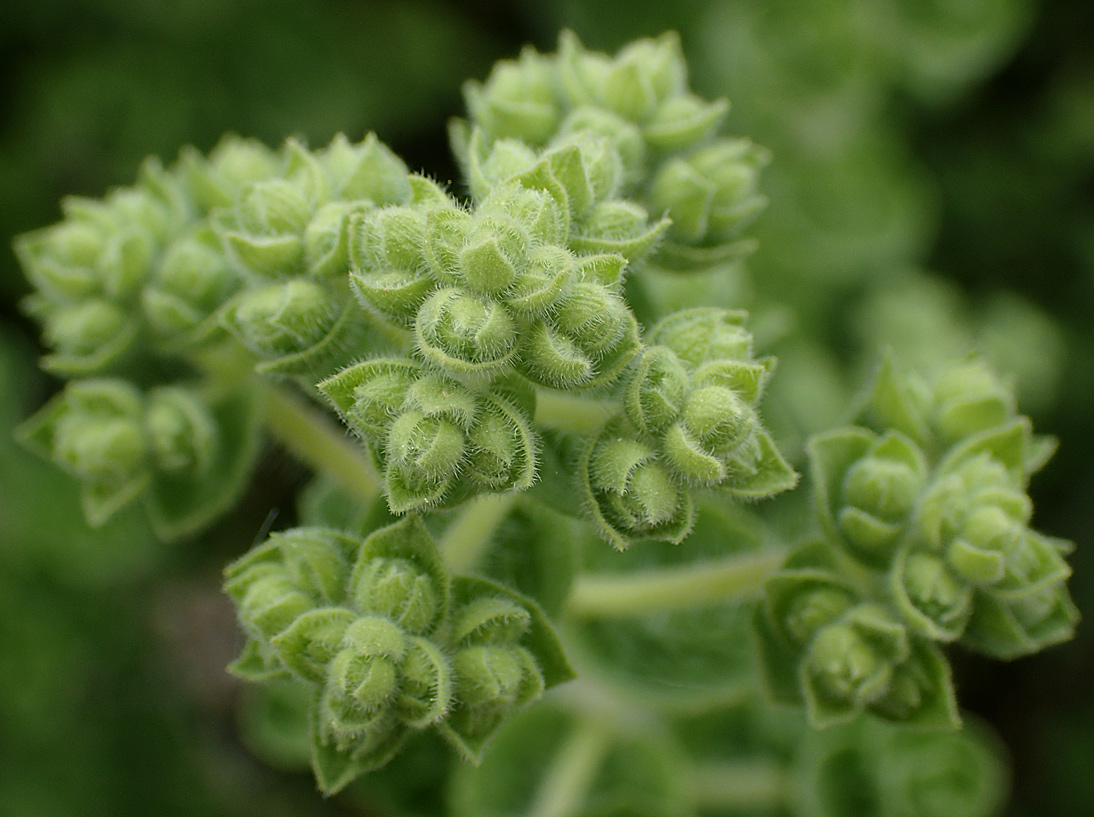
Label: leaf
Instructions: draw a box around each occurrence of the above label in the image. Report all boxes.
[310,704,409,795]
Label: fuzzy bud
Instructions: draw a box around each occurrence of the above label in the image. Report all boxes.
[415,288,519,379]
[223,279,339,359]
[465,48,562,146]
[144,386,218,475]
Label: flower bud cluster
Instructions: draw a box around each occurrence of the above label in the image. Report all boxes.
[319,359,537,514]
[756,553,960,729]
[755,357,1077,729]
[16,163,193,375]
[580,308,796,548]
[212,133,432,376]
[798,714,1006,817]
[349,135,653,390]
[17,377,259,538]
[223,517,572,793]
[459,31,768,272]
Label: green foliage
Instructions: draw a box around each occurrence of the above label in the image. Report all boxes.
[5,15,1086,817]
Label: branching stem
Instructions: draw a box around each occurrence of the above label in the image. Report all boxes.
[690,759,788,811]
[527,720,612,817]
[439,493,520,574]
[535,389,619,435]
[260,384,380,502]
[565,549,786,618]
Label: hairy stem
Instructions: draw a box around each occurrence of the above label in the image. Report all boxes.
[527,721,612,817]
[690,759,788,811]
[439,493,519,574]
[260,384,380,502]
[535,389,619,435]
[565,549,786,618]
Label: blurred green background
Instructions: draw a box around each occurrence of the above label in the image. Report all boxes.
[1,1,1091,815]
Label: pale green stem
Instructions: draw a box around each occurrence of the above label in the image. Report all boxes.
[565,549,786,618]
[690,759,788,811]
[260,384,380,503]
[439,493,520,574]
[534,389,619,435]
[527,721,612,817]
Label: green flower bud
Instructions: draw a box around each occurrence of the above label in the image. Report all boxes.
[464,395,537,492]
[219,178,315,278]
[15,219,105,299]
[560,31,686,123]
[892,549,974,642]
[929,361,1015,444]
[506,245,573,316]
[962,581,1079,660]
[642,93,728,153]
[424,207,474,284]
[386,410,467,482]
[180,136,281,213]
[478,188,560,252]
[624,346,690,434]
[585,429,693,547]
[802,606,910,726]
[142,231,238,339]
[349,365,415,440]
[552,281,630,356]
[786,588,857,646]
[466,138,541,201]
[144,387,218,475]
[661,422,727,484]
[542,135,623,216]
[557,107,647,186]
[397,637,453,727]
[765,576,858,647]
[459,235,520,295]
[270,607,356,683]
[454,645,542,708]
[571,199,667,262]
[323,616,407,729]
[303,201,355,280]
[415,288,518,379]
[224,279,339,359]
[839,432,927,565]
[50,380,147,487]
[321,132,412,204]
[648,139,767,245]
[869,725,1007,817]
[319,358,423,443]
[682,384,756,454]
[465,47,562,145]
[352,557,440,636]
[349,206,435,326]
[520,283,638,390]
[237,570,316,644]
[42,299,132,359]
[649,308,753,368]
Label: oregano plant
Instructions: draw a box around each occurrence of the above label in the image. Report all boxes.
[12,30,1076,816]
